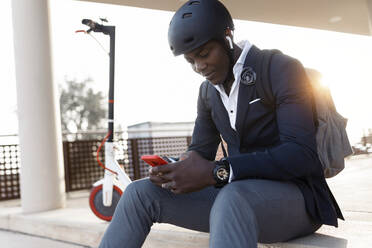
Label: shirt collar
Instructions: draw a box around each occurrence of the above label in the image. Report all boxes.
[234,40,253,71]
[213,40,252,94]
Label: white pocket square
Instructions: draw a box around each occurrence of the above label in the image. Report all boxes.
[249,98,261,104]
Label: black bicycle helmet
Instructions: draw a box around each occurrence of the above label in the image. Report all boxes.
[168,0,234,56]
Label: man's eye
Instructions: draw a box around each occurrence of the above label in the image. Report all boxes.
[199,50,209,57]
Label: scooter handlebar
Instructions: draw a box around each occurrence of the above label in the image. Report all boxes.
[82,19,105,33]
[82,19,94,27]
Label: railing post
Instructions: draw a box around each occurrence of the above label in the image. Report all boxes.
[63,141,71,192]
[130,139,140,180]
[186,136,192,147]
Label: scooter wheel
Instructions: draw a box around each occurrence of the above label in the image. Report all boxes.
[89,184,123,221]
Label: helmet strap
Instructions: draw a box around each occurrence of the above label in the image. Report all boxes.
[216,37,235,91]
[223,53,235,92]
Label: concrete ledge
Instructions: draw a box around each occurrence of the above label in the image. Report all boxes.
[2,155,372,247]
[0,205,104,247]
[1,200,371,248]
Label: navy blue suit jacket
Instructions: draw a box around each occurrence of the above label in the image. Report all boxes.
[188,45,343,227]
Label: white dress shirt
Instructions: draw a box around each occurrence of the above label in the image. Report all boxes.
[213,40,252,182]
[213,40,252,130]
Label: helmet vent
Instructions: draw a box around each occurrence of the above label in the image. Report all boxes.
[182,13,192,19]
[188,1,200,5]
[184,37,194,43]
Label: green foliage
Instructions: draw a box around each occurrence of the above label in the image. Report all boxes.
[59,78,107,132]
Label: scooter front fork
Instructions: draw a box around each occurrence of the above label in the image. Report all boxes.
[102,170,115,207]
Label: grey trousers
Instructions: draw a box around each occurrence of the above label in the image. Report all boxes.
[99,178,321,248]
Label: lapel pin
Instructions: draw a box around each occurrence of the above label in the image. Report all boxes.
[240,66,256,86]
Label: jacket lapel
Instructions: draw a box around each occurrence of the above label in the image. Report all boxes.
[235,46,262,137]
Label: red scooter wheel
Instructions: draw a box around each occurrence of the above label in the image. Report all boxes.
[89,184,123,221]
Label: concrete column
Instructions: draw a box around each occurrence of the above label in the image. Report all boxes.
[11,0,65,213]
[368,0,372,35]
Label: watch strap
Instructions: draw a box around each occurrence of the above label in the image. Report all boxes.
[213,158,230,188]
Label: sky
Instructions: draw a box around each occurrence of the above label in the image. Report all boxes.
[1,0,372,145]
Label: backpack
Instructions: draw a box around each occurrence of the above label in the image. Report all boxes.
[255,49,353,178]
[200,49,353,178]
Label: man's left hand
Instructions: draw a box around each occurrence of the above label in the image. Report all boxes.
[149,151,216,194]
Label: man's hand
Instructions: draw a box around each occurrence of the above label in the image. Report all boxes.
[149,151,216,194]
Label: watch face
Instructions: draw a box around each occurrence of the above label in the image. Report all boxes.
[216,167,229,181]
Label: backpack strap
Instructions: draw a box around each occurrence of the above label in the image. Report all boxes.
[220,135,228,158]
[255,49,319,128]
[200,80,211,111]
[255,49,282,108]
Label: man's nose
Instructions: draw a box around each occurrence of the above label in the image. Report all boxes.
[194,60,207,74]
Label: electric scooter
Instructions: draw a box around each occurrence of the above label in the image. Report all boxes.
[76,19,132,221]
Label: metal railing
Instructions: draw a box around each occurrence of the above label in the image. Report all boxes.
[0,143,21,201]
[63,135,192,192]
[0,131,228,200]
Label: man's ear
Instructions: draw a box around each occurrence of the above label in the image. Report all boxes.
[225,27,234,37]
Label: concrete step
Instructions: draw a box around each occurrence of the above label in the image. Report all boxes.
[1,152,371,247]
[1,199,372,248]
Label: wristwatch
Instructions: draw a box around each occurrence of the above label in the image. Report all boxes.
[213,158,230,188]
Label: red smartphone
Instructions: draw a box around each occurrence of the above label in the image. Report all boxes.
[141,155,169,167]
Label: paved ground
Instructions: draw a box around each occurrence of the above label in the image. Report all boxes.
[0,229,88,248]
[0,155,371,247]
[327,155,372,215]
